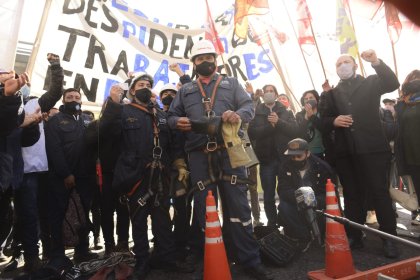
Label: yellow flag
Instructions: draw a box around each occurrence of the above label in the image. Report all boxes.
[336,0,359,57]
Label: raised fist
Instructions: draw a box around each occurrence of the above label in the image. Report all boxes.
[47,53,60,66]
[361,50,378,64]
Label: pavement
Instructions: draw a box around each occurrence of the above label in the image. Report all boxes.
[1,197,420,280]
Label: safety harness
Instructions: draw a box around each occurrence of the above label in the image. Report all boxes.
[120,103,167,218]
[186,77,254,199]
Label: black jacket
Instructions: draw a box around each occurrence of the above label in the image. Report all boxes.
[320,60,400,157]
[394,100,420,174]
[295,110,325,144]
[248,102,298,163]
[45,109,92,179]
[277,155,336,205]
[100,99,182,192]
[0,95,23,137]
[36,64,64,112]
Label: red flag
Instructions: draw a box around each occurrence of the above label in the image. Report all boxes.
[204,0,224,54]
[249,18,287,46]
[234,0,269,39]
[384,2,402,44]
[296,0,314,45]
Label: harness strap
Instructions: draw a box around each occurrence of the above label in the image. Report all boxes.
[196,75,223,117]
[123,103,165,217]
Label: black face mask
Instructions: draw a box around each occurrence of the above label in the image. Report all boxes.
[134,88,152,104]
[195,61,216,76]
[162,95,174,106]
[305,99,318,109]
[291,159,307,170]
[63,101,81,114]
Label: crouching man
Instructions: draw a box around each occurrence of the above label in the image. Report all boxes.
[277,138,336,249]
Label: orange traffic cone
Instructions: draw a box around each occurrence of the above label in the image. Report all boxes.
[204,190,232,280]
[308,179,356,279]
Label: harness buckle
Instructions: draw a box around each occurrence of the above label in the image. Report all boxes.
[153,146,162,159]
[207,110,216,118]
[206,141,217,152]
[197,181,205,191]
[119,195,129,205]
[138,197,147,207]
[230,175,237,185]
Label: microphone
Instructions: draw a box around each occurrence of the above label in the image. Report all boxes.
[295,186,322,245]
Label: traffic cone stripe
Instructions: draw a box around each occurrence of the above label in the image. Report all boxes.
[204,190,232,280]
[307,179,356,279]
[206,221,221,228]
[206,205,217,212]
[205,236,224,244]
[326,218,336,223]
[325,237,351,253]
[326,204,339,210]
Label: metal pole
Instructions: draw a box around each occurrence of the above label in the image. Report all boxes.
[317,210,420,251]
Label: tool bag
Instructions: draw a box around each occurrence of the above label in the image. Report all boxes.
[62,189,87,247]
[254,226,298,267]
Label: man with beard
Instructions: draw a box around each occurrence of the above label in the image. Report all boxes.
[168,40,273,280]
[277,138,335,250]
[44,88,98,266]
[102,74,192,280]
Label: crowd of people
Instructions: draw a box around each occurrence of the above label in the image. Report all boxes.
[0,39,419,280]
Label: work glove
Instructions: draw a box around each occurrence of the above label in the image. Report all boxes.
[222,120,251,168]
[172,158,189,196]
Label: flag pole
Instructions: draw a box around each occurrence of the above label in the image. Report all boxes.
[263,40,299,113]
[204,0,230,76]
[390,42,398,80]
[280,0,315,89]
[344,0,367,77]
[307,20,327,81]
[26,0,52,80]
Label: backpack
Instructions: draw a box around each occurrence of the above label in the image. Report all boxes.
[62,189,87,247]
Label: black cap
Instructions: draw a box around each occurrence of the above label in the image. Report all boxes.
[382,98,396,104]
[284,138,309,155]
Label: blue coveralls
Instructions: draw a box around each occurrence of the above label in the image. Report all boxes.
[44,109,95,258]
[168,73,261,266]
[101,100,181,267]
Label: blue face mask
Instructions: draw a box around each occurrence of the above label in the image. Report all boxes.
[20,85,31,99]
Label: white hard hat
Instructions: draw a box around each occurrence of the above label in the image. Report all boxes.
[190,40,217,62]
[159,83,177,97]
[127,73,154,101]
[129,73,154,90]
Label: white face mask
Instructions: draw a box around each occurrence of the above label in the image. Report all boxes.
[19,84,31,99]
[263,91,276,104]
[337,63,355,80]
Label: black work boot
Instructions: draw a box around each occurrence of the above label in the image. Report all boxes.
[243,263,275,280]
[383,239,399,259]
[128,260,150,280]
[114,241,130,253]
[73,251,99,264]
[24,255,43,273]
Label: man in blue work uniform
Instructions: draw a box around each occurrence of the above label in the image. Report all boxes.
[101,74,192,280]
[168,40,273,280]
[44,88,97,265]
